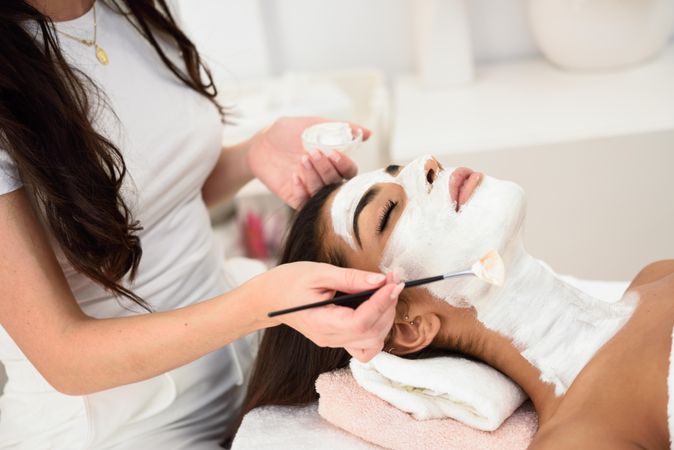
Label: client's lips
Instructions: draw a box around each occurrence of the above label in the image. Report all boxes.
[449,167,483,212]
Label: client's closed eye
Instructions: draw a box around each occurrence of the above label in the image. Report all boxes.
[376,200,398,234]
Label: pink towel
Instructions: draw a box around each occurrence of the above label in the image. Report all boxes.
[316,369,537,450]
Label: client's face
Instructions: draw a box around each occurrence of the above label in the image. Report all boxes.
[324,155,525,307]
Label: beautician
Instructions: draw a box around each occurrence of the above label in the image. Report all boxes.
[0,1,402,447]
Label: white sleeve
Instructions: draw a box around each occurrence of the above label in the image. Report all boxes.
[0,147,23,195]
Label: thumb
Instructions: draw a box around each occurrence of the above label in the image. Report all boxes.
[320,266,386,294]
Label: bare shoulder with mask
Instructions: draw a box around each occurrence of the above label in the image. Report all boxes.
[534,262,674,449]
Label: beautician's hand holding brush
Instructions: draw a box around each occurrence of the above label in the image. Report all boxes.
[249,264,404,362]
[268,250,505,317]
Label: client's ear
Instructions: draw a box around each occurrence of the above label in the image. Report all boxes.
[389,312,441,356]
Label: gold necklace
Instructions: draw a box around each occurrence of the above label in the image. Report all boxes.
[55,2,109,65]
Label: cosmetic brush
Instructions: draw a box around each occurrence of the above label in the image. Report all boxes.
[267,250,504,318]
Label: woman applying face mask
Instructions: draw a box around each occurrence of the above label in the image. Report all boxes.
[242,155,673,449]
[0,1,403,447]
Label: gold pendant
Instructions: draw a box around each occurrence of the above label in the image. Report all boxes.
[95,45,109,65]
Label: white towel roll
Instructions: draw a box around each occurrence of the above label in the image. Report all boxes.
[350,352,526,432]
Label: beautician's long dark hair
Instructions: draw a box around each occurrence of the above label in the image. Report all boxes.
[0,1,222,309]
[234,184,454,437]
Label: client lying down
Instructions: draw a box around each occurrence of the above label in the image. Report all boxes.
[241,155,673,449]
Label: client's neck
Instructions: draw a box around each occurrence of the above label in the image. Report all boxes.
[442,240,637,424]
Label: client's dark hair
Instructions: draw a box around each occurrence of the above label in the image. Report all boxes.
[235,183,455,436]
[240,184,349,417]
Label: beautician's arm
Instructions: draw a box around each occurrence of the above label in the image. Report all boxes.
[201,135,254,207]
[0,189,398,395]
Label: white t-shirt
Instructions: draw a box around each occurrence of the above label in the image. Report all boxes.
[0,4,252,448]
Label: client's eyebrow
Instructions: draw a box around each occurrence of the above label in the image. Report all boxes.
[385,164,401,176]
[353,186,380,247]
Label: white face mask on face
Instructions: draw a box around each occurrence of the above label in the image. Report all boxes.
[381,156,526,307]
[331,154,527,307]
[331,156,638,395]
[330,169,396,249]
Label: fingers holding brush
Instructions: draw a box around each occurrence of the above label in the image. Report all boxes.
[351,274,402,332]
[307,274,399,351]
[260,263,402,360]
[344,273,402,362]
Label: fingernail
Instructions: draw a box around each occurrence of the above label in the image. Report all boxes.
[310,149,322,161]
[392,271,401,284]
[301,155,312,170]
[292,173,300,185]
[390,282,404,300]
[328,150,341,162]
[367,273,386,284]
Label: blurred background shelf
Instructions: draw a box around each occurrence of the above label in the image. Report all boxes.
[391,43,674,162]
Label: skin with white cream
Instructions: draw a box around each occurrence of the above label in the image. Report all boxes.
[330,155,638,396]
[330,169,395,248]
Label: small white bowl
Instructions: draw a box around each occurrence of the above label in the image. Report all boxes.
[302,122,364,155]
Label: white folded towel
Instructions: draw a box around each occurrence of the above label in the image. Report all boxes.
[350,352,526,432]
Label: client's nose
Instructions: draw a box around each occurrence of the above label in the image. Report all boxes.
[424,158,441,185]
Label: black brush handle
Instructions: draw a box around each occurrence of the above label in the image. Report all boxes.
[267,274,445,318]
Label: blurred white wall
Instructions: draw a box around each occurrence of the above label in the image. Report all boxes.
[173,0,668,79]
[178,0,674,79]
[261,0,415,75]
[177,0,546,81]
[176,0,272,80]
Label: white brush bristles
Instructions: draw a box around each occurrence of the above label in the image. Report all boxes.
[471,250,505,286]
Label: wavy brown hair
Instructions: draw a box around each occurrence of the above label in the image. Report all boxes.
[0,1,222,309]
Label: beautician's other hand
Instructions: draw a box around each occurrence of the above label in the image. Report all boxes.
[247,117,371,209]
[248,262,402,363]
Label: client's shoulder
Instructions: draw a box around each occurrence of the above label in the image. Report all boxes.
[528,415,643,450]
[627,259,674,291]
[529,425,643,450]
